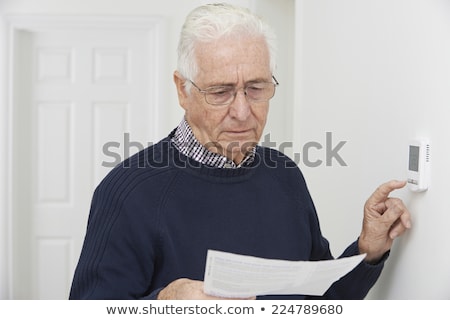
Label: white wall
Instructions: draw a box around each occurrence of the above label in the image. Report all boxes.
[295,0,450,299]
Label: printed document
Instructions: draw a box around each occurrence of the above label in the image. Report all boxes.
[203,250,366,298]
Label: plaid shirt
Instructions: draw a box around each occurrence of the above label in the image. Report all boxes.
[171,118,256,168]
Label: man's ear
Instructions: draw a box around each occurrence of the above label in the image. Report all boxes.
[173,71,189,111]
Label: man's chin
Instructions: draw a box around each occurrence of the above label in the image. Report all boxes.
[225,141,257,159]
[204,139,257,161]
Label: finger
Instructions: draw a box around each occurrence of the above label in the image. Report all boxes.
[366,180,407,207]
[224,296,256,300]
[385,198,412,227]
[382,199,412,238]
[201,282,255,300]
[389,217,411,239]
[382,198,406,221]
[400,208,412,229]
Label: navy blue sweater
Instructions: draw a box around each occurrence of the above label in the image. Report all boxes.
[69,135,385,299]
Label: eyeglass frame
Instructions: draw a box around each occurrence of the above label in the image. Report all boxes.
[188,75,280,106]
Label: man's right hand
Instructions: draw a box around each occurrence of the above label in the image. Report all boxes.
[157,278,255,300]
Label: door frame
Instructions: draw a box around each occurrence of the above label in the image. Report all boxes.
[0,14,166,299]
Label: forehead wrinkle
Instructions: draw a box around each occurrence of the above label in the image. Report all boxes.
[194,36,271,88]
[200,64,271,87]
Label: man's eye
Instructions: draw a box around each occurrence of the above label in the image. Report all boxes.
[248,86,263,91]
[209,88,232,96]
[246,84,266,94]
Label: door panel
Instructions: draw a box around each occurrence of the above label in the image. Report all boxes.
[11,17,164,299]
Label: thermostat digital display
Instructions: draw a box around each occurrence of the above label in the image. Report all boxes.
[408,145,420,172]
[407,139,430,192]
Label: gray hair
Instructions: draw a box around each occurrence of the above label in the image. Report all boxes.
[177,3,277,89]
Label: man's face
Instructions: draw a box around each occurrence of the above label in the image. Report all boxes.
[174,35,272,164]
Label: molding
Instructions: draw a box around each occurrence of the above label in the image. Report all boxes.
[5,14,165,30]
[0,15,12,299]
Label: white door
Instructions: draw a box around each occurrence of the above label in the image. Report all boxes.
[9,17,165,299]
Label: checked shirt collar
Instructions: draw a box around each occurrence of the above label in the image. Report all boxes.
[171,118,256,169]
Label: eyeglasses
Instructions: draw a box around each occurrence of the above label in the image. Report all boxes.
[189,76,279,106]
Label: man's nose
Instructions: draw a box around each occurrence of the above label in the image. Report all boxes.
[228,89,251,120]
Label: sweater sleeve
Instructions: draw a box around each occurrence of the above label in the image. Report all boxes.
[69,160,169,300]
[69,184,159,299]
[319,240,388,299]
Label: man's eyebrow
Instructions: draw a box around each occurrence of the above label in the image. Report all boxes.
[205,77,271,88]
[204,82,235,88]
[246,77,271,84]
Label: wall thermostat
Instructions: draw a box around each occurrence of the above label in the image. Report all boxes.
[407,139,430,192]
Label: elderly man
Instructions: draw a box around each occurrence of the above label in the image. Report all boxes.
[69,3,411,300]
